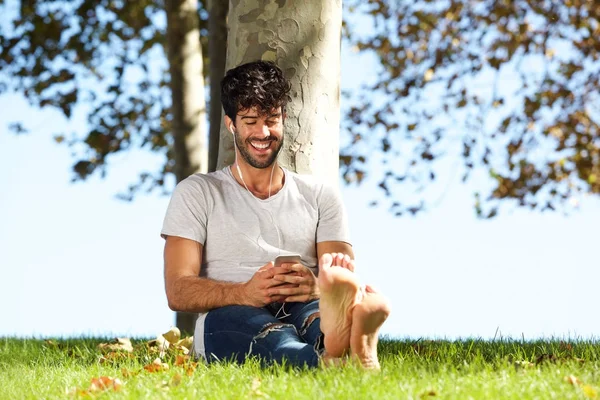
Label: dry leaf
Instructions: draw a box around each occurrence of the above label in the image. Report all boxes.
[162,327,181,344]
[565,375,581,386]
[148,336,170,357]
[173,336,193,354]
[420,389,438,398]
[144,357,169,373]
[174,345,190,355]
[185,362,198,377]
[98,338,133,353]
[176,336,193,350]
[88,376,123,392]
[175,355,190,366]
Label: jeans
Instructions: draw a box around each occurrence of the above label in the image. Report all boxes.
[203,300,323,367]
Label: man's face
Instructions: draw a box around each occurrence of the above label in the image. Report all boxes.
[233,107,284,169]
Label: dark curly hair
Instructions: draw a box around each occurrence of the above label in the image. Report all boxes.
[220,60,291,124]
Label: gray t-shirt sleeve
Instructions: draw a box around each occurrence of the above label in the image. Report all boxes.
[161,176,209,244]
[316,183,351,245]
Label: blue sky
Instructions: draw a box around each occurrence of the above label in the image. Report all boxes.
[1,88,598,340]
[1,6,599,340]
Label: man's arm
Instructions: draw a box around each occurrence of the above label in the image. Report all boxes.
[164,236,287,313]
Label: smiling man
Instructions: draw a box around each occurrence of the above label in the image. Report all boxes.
[160,60,390,369]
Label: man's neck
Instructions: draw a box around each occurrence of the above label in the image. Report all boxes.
[231,162,284,199]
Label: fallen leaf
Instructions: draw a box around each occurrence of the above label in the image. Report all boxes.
[565,375,581,386]
[176,336,193,350]
[148,335,170,357]
[419,389,438,398]
[173,336,193,354]
[88,376,122,392]
[98,338,133,353]
[174,345,190,355]
[185,362,198,376]
[175,355,190,366]
[162,327,181,344]
[144,357,169,373]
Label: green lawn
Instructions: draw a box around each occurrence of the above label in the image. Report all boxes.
[1,337,599,399]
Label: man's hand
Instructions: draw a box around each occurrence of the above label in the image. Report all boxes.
[242,262,295,307]
[270,263,319,303]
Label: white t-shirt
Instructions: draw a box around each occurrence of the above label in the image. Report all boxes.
[160,166,351,359]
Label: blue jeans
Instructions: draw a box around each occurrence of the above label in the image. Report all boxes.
[204,300,323,367]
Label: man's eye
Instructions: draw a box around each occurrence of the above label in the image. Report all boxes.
[246,122,257,125]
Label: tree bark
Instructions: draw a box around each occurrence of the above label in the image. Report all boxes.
[217,0,342,185]
[207,0,229,172]
[166,0,208,335]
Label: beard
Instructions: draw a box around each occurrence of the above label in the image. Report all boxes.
[234,132,283,169]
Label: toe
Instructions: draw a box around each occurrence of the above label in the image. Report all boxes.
[319,253,333,270]
[365,284,377,293]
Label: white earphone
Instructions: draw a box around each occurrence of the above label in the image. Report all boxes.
[230,122,282,252]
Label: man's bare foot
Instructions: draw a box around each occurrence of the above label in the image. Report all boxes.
[349,285,391,369]
[318,253,362,358]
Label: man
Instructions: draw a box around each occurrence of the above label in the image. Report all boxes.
[161,60,390,369]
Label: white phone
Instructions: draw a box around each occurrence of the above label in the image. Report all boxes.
[274,254,302,267]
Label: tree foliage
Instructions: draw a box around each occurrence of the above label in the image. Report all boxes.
[342,0,600,217]
[2,0,599,217]
[0,0,209,199]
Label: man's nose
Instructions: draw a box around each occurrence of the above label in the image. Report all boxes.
[258,123,270,138]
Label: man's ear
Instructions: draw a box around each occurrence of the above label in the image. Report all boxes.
[224,115,235,133]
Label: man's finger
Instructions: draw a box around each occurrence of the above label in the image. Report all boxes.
[283,295,305,303]
[269,286,306,296]
[258,261,275,271]
[285,263,309,273]
[273,274,304,284]
[267,282,298,290]
[269,265,294,276]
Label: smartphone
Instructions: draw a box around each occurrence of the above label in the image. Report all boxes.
[274,254,302,267]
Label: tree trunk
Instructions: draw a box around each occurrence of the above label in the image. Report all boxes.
[216,0,342,185]
[166,0,208,335]
[207,0,229,172]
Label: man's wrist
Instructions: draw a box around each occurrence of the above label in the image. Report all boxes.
[232,281,249,306]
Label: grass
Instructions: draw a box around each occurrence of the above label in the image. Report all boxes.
[1,336,599,399]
